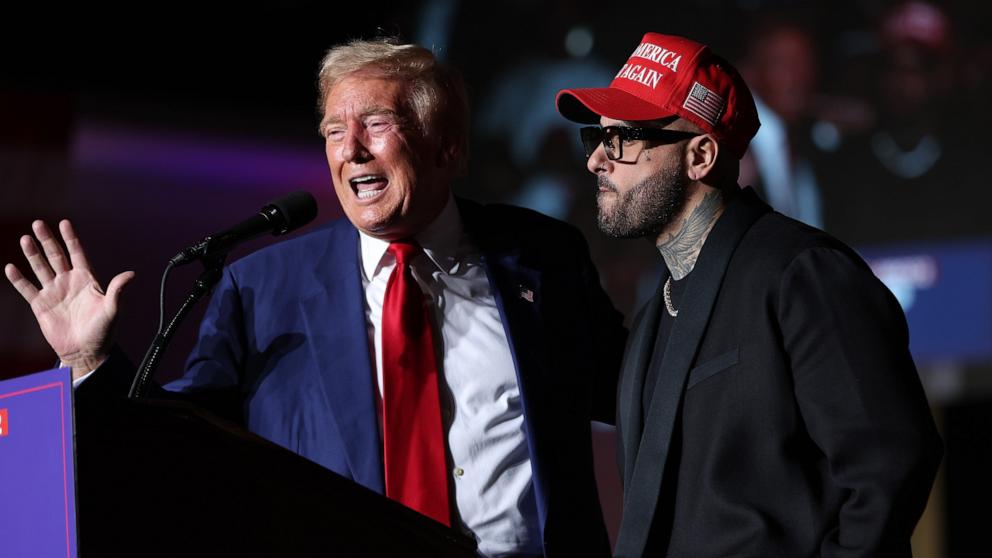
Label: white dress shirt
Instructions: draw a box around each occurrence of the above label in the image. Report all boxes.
[359,195,541,557]
[73,196,542,556]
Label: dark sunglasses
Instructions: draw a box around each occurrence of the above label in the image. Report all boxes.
[579,126,699,161]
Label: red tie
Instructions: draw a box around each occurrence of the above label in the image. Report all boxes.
[381,240,451,526]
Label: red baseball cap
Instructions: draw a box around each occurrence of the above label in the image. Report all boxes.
[557,32,760,159]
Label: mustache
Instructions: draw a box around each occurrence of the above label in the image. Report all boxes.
[597,175,619,193]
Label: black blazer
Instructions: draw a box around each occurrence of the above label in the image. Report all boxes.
[614,188,942,557]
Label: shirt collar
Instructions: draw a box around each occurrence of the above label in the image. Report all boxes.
[359,194,465,281]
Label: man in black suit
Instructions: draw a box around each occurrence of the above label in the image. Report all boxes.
[556,32,942,557]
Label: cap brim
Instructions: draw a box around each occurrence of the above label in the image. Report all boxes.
[556,87,678,124]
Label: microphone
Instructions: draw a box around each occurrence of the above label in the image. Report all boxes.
[169,190,318,266]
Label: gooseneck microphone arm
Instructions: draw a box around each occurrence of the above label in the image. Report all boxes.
[127,191,318,400]
[169,190,318,267]
[128,257,224,400]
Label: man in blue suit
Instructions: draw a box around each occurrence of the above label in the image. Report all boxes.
[5,39,626,557]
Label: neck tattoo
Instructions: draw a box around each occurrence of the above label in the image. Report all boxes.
[657,190,723,280]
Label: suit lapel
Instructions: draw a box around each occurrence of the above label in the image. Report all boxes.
[617,274,667,490]
[615,188,770,557]
[459,200,553,536]
[299,224,384,493]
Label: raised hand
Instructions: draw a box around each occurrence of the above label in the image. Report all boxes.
[5,220,134,379]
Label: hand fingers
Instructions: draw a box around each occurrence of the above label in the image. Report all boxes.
[59,220,92,271]
[104,270,135,314]
[33,220,71,274]
[20,233,55,285]
[4,263,40,304]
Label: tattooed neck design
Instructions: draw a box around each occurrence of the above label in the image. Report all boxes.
[657,190,724,280]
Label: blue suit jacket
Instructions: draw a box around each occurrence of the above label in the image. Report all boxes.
[158,200,626,556]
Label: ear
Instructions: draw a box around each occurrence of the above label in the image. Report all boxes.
[435,140,456,166]
[685,134,719,181]
[435,140,467,176]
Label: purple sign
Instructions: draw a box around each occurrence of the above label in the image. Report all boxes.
[0,367,77,558]
[861,239,992,364]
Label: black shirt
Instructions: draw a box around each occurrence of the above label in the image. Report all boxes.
[642,271,690,414]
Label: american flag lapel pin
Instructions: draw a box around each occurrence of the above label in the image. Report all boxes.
[519,285,534,303]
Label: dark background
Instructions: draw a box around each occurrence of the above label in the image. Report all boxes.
[3,2,990,555]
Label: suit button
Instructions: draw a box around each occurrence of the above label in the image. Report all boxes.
[453,467,464,478]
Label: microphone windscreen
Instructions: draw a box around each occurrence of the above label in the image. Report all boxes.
[269,190,318,234]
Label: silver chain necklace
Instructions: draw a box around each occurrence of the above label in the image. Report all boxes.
[664,276,678,318]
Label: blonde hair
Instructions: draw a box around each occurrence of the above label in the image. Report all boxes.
[317,38,470,172]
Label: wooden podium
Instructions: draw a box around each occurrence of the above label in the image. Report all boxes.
[74,397,478,557]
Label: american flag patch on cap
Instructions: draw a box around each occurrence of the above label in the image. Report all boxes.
[682,82,724,126]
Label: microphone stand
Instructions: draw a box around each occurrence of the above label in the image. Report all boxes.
[127,254,226,400]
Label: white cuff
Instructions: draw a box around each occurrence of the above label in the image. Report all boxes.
[67,365,98,389]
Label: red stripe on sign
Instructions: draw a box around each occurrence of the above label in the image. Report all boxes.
[0,408,8,436]
[60,385,71,558]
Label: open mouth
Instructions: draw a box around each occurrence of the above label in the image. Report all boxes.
[350,174,389,200]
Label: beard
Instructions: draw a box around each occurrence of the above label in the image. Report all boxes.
[596,157,689,238]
